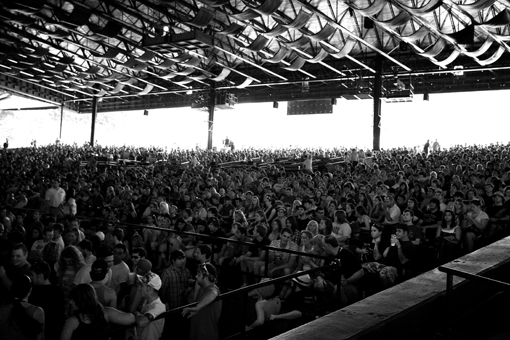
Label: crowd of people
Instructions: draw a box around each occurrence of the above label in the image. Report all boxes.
[1,141,509,340]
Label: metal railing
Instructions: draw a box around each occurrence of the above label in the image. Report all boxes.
[438,265,510,304]
[81,265,338,340]
[15,207,330,279]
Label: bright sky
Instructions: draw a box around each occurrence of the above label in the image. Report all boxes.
[1,89,509,150]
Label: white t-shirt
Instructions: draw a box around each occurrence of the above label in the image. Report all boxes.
[384,204,401,225]
[471,211,489,225]
[139,297,166,340]
[45,187,66,207]
[74,264,112,286]
[333,222,352,240]
[110,261,130,293]
[84,254,97,266]
[141,297,166,319]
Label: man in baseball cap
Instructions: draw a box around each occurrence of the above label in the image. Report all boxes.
[136,272,162,291]
[132,271,166,340]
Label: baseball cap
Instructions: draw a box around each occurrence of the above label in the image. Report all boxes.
[137,259,152,276]
[137,272,162,291]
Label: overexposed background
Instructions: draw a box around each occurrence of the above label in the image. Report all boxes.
[0,89,508,150]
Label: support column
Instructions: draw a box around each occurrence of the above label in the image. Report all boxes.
[207,85,216,150]
[373,55,383,151]
[59,104,64,140]
[90,97,98,146]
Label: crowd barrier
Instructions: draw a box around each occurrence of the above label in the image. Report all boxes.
[79,265,337,340]
[11,208,347,339]
[272,235,510,340]
[15,207,330,279]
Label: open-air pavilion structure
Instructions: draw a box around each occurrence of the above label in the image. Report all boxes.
[1,0,510,149]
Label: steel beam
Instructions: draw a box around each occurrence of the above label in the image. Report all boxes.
[90,97,98,146]
[373,56,382,151]
[207,84,216,150]
[59,105,64,140]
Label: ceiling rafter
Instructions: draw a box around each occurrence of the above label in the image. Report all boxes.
[1,0,510,111]
[296,0,411,71]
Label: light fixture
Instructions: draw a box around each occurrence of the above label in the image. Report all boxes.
[273,101,279,109]
[302,78,310,93]
[423,93,429,101]
[452,65,464,77]
[331,98,337,105]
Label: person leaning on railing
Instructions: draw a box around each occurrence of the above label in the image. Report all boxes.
[182,263,222,340]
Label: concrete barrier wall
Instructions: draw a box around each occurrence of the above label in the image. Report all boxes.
[272,236,510,340]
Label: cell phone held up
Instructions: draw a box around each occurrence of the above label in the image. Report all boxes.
[390,234,397,246]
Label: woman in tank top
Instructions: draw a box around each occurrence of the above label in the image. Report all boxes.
[60,284,135,340]
[435,209,462,265]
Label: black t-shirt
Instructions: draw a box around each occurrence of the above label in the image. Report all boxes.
[383,240,415,269]
[219,204,234,220]
[29,284,66,340]
[487,205,508,219]
[210,228,227,253]
[324,248,362,285]
[286,288,317,314]
[408,224,423,243]
[296,217,310,231]
[480,194,493,208]
[422,209,443,226]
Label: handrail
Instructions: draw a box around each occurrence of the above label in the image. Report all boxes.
[155,264,335,320]
[14,207,330,260]
[438,265,510,319]
[438,266,510,292]
[80,265,337,340]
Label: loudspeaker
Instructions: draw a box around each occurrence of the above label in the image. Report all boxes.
[424,93,430,101]
[399,41,408,51]
[143,110,149,116]
[364,17,374,29]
